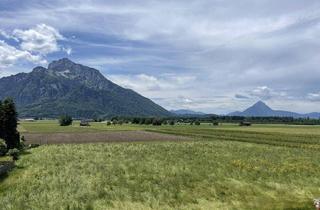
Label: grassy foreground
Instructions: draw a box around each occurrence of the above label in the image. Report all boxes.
[0,122,319,209]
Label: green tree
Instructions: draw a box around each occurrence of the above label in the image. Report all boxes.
[1,98,20,149]
[59,115,73,126]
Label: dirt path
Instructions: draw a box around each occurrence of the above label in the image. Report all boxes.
[23,131,192,145]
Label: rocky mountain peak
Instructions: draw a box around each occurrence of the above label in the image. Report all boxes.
[48,58,76,72]
[32,66,47,73]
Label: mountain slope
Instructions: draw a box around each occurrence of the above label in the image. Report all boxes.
[0,58,171,118]
[171,109,206,116]
[228,101,320,118]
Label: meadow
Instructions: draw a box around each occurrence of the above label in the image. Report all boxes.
[0,121,319,209]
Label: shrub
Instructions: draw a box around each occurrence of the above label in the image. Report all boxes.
[213,122,219,126]
[195,121,201,126]
[7,148,20,161]
[106,121,112,126]
[59,115,73,126]
[0,139,7,156]
[19,135,26,150]
[169,120,175,126]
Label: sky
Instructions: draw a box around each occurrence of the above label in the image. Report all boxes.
[1,0,320,114]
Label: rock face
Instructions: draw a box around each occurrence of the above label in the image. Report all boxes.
[228,101,320,118]
[0,58,171,118]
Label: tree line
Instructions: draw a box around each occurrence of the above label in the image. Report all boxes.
[107,115,320,125]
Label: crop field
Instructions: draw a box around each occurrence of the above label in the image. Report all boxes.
[1,121,320,209]
[23,131,191,145]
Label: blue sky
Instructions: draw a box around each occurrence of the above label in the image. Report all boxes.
[1,0,320,114]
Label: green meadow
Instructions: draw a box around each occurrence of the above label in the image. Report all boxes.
[1,121,320,209]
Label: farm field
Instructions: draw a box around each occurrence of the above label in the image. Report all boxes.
[0,121,319,209]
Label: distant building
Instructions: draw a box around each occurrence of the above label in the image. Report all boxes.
[239,121,252,126]
[19,118,35,122]
[80,120,90,126]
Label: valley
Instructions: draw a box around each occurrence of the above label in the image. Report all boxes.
[1,121,319,209]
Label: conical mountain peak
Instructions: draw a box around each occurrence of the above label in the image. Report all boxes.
[251,101,271,110]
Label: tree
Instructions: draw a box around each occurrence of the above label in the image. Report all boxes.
[59,115,73,126]
[169,120,175,126]
[1,98,20,149]
[0,100,3,139]
[195,120,201,126]
[152,118,162,126]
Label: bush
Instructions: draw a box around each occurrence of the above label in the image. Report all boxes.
[19,135,26,150]
[7,148,20,161]
[106,121,112,126]
[59,115,73,126]
[169,120,175,126]
[195,121,201,126]
[0,139,7,156]
[213,122,219,126]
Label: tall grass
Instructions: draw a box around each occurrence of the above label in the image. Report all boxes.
[1,139,319,209]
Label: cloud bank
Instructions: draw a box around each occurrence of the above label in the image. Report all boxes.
[1,0,320,113]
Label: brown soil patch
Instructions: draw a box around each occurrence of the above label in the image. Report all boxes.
[23,131,191,145]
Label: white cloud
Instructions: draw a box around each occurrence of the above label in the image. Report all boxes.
[62,47,72,55]
[108,74,196,93]
[0,30,19,41]
[0,40,46,68]
[249,86,273,100]
[109,73,196,92]
[13,24,64,54]
[307,92,320,101]
[0,24,68,68]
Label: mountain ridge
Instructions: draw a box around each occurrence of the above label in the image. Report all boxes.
[171,109,206,116]
[228,101,320,118]
[0,58,171,118]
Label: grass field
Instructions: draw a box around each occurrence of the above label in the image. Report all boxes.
[0,121,319,209]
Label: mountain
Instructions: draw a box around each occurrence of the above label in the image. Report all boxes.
[0,58,171,118]
[228,101,320,118]
[171,109,206,116]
